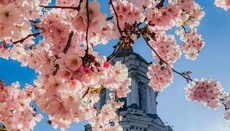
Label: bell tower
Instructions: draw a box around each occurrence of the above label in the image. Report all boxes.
[85,48,173,131]
[111,48,158,115]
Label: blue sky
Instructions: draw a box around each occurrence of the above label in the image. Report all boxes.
[1,0,230,131]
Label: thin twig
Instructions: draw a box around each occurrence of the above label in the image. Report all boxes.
[109,0,123,36]
[80,0,91,98]
[220,98,229,110]
[53,64,60,76]
[171,68,193,82]
[107,42,123,61]
[76,0,84,12]
[11,33,40,44]
[85,0,90,53]
[53,31,74,75]
[40,5,77,9]
[142,33,167,64]
[63,31,74,54]
[82,87,90,98]
[107,43,120,61]
[222,101,228,110]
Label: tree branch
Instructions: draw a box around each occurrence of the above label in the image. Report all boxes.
[63,31,74,54]
[141,29,193,82]
[107,42,123,62]
[220,98,229,110]
[53,31,74,75]
[82,87,90,98]
[85,0,90,53]
[109,0,123,37]
[40,5,77,9]
[11,33,40,44]
[171,68,193,82]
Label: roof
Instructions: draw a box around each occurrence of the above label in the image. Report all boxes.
[115,47,151,64]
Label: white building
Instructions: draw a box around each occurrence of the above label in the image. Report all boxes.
[85,48,173,131]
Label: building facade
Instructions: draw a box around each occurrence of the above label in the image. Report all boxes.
[85,49,173,131]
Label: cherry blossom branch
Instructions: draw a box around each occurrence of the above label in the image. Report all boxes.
[81,0,91,67]
[53,64,59,76]
[53,31,74,75]
[109,0,123,37]
[220,98,229,110]
[63,31,74,54]
[106,23,141,62]
[82,87,90,98]
[11,32,40,44]
[171,68,193,82]
[107,42,123,62]
[40,5,77,9]
[141,31,193,82]
[222,101,227,110]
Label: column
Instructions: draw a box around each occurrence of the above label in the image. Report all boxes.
[131,78,139,107]
[126,87,132,107]
[127,73,139,107]
[150,88,157,114]
[146,85,157,114]
[146,86,152,114]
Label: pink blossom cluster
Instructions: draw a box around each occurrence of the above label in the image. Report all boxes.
[169,0,194,12]
[146,4,181,30]
[0,82,42,130]
[185,79,223,109]
[0,0,229,130]
[101,61,131,95]
[167,0,205,61]
[38,9,73,54]
[89,100,124,130]
[215,0,230,10]
[34,75,85,129]
[171,0,205,28]
[33,53,131,129]
[110,0,145,30]
[149,33,181,65]
[180,29,205,60]
[0,0,131,129]
[0,0,41,42]
[23,33,131,129]
[72,0,118,45]
[147,64,173,92]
